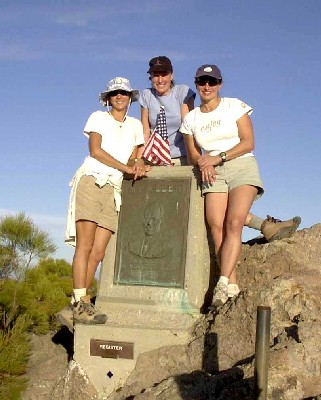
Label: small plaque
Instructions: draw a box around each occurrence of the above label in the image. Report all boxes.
[90,339,134,359]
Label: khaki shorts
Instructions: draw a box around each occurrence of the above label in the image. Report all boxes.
[75,175,118,232]
[202,156,264,200]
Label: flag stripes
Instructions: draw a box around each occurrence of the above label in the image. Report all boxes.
[142,106,172,166]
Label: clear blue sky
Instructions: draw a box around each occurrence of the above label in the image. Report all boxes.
[1,0,320,262]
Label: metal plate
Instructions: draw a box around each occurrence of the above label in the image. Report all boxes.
[90,339,134,359]
[114,177,191,288]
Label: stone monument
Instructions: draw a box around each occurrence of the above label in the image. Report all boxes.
[73,166,211,397]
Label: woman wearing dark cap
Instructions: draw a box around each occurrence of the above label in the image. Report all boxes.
[140,60,300,303]
[182,64,265,307]
[139,56,196,165]
[65,77,150,324]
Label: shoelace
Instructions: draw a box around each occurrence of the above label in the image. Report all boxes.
[266,215,282,224]
[83,301,97,316]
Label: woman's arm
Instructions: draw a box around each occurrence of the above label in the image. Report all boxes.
[184,134,217,183]
[141,106,151,144]
[224,113,255,160]
[127,146,151,179]
[197,113,255,169]
[89,132,133,174]
[183,134,202,166]
[180,97,195,121]
[137,106,152,159]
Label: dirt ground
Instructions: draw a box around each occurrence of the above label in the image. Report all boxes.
[21,327,73,400]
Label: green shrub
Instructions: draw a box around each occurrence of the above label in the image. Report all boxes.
[0,315,31,375]
[0,375,28,400]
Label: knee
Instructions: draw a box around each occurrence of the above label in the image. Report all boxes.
[75,242,93,258]
[90,248,106,264]
[207,219,223,236]
[226,217,244,234]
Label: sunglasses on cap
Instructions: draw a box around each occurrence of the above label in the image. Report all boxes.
[108,90,130,97]
[195,77,221,87]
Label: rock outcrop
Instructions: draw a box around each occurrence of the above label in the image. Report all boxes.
[52,224,321,400]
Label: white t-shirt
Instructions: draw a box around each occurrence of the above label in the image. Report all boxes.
[83,110,144,165]
[80,110,144,194]
[181,97,253,158]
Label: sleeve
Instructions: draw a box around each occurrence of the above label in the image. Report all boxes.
[83,111,104,138]
[232,98,253,120]
[138,89,150,109]
[175,84,196,104]
[180,111,194,136]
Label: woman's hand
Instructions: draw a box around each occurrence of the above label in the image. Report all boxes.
[197,154,221,168]
[125,162,152,180]
[197,154,220,184]
[200,165,216,184]
[132,161,152,180]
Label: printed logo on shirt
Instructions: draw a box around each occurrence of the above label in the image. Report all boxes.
[241,102,247,108]
[200,120,221,132]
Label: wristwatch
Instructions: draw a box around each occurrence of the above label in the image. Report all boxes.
[219,152,227,162]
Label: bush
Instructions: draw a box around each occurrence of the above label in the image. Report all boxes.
[0,314,31,375]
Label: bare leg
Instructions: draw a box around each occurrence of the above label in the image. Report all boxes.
[205,191,228,258]
[86,226,113,289]
[219,186,258,278]
[72,220,97,289]
[71,220,109,324]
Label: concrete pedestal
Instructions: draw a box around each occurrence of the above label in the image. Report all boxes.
[73,166,211,398]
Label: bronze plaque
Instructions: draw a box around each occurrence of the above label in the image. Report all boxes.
[90,339,134,359]
[114,177,191,288]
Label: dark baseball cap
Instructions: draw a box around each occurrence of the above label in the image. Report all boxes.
[194,64,222,80]
[147,56,173,74]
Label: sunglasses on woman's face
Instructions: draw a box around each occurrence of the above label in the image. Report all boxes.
[196,78,220,87]
[109,90,130,97]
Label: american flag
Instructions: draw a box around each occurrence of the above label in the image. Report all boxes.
[142,106,172,166]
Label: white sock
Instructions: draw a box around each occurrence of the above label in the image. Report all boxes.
[218,276,229,286]
[228,283,239,290]
[247,215,264,231]
[72,288,86,304]
[228,284,240,295]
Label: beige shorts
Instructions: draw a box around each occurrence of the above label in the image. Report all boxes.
[202,156,264,200]
[75,175,118,232]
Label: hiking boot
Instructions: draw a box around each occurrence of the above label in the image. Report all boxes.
[211,282,229,308]
[261,215,301,242]
[227,284,240,299]
[73,295,107,325]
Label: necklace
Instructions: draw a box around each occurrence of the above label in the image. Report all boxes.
[108,111,126,128]
[200,97,221,113]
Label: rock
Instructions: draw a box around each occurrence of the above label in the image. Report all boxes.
[51,360,98,400]
[22,224,321,399]
[21,331,70,400]
[114,225,321,399]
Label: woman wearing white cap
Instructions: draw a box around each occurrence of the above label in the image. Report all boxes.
[65,77,150,324]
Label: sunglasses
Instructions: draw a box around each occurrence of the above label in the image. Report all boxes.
[195,78,221,87]
[109,90,130,97]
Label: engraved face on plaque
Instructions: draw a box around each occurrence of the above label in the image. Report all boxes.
[114,178,191,288]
